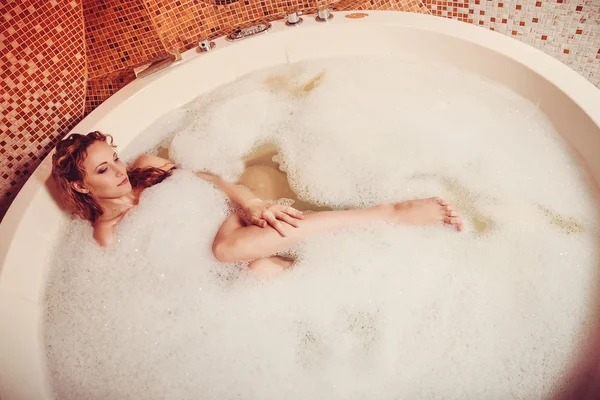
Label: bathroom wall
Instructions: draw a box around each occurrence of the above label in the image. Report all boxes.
[83,0,172,112]
[84,0,429,112]
[424,0,600,85]
[70,0,600,122]
[0,0,87,220]
[83,0,599,102]
[0,0,599,221]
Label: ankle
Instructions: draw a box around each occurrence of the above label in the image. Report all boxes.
[374,203,395,221]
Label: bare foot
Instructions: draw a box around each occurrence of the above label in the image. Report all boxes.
[390,197,463,231]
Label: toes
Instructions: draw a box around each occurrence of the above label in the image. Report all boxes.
[434,197,449,206]
[441,208,464,231]
[445,210,459,218]
[444,216,462,225]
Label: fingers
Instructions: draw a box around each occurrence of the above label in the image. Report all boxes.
[276,211,300,228]
[272,204,304,219]
[251,216,267,228]
[284,206,304,219]
[250,204,302,235]
[252,204,304,236]
[263,211,287,237]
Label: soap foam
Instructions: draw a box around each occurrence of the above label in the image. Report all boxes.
[45,56,600,400]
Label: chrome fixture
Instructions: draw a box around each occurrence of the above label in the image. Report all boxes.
[315,7,333,22]
[226,22,272,42]
[134,53,181,79]
[285,11,303,26]
[197,39,216,53]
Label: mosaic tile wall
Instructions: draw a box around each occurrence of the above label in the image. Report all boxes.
[423,0,600,86]
[0,0,86,221]
[142,0,428,54]
[84,0,599,103]
[1,0,599,221]
[85,68,137,114]
[84,0,429,111]
[84,0,171,79]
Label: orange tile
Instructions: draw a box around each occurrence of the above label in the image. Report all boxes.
[1,0,86,219]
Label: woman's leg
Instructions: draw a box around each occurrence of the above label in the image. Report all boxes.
[212,210,296,273]
[212,197,462,263]
[248,256,295,276]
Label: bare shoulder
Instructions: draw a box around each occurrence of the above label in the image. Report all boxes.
[131,153,219,183]
[131,154,177,172]
[93,221,115,248]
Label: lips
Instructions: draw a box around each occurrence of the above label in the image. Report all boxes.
[118,177,129,186]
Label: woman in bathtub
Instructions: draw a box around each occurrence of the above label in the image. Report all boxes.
[51,131,463,273]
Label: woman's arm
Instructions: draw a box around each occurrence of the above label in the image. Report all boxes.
[130,154,177,172]
[194,171,255,210]
[131,154,303,236]
[195,171,304,236]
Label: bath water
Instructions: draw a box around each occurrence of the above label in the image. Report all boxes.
[45,56,600,400]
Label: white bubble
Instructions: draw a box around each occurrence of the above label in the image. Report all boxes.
[45,56,600,400]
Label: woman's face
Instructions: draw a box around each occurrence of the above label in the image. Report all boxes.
[78,140,132,199]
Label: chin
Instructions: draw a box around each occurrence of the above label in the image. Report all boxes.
[115,182,133,195]
[121,182,133,192]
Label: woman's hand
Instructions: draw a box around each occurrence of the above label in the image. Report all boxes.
[194,171,303,236]
[243,198,304,236]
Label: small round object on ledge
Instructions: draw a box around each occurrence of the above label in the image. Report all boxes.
[286,11,303,26]
[345,12,369,19]
[316,8,333,22]
[197,39,216,53]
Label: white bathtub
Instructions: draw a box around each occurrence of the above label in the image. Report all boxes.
[1,10,599,400]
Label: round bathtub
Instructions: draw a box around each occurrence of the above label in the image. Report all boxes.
[1,10,599,400]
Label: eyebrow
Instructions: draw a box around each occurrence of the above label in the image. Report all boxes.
[94,153,118,170]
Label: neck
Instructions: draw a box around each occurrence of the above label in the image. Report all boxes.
[96,190,138,222]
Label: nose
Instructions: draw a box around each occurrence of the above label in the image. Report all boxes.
[115,166,123,177]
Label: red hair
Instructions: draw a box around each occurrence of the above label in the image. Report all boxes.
[51,131,173,223]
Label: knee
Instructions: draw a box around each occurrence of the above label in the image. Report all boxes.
[212,238,247,263]
[212,240,231,263]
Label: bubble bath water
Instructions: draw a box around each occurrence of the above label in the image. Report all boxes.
[45,56,600,400]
